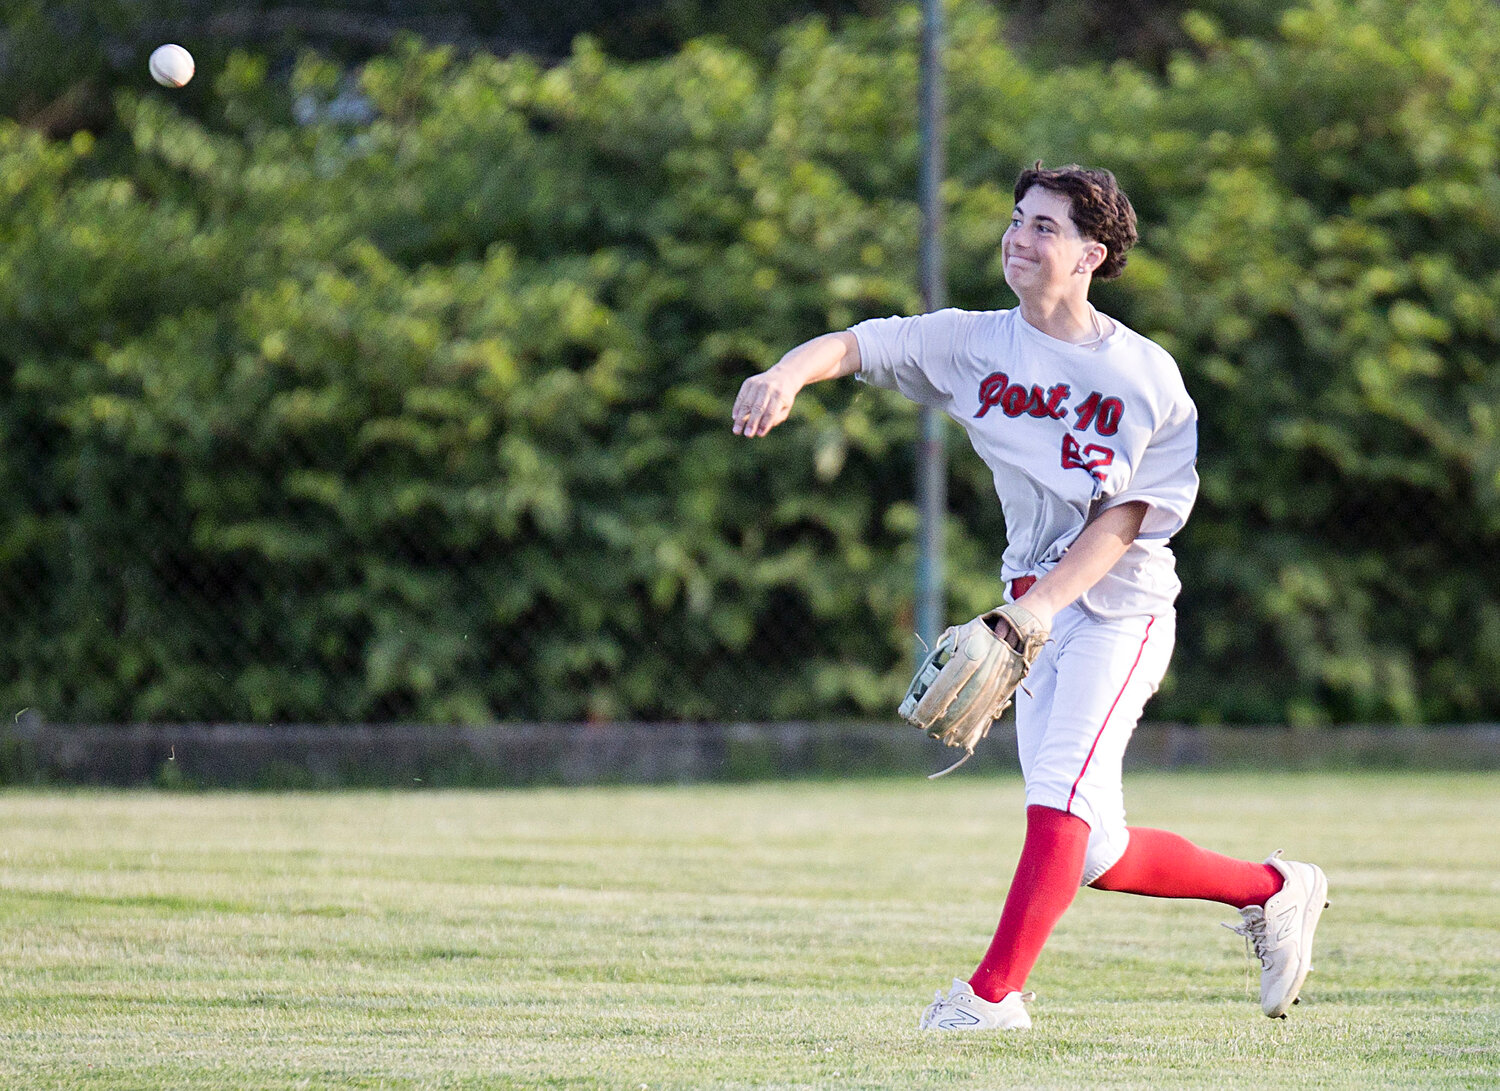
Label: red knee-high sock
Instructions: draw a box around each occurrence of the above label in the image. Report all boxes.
[968,805,1090,1002]
[1090,827,1282,907]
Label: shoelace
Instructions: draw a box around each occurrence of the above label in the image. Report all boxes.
[919,990,949,1030]
[1224,910,1272,970]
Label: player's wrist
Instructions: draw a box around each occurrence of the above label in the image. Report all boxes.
[1011,589,1059,630]
[763,360,805,390]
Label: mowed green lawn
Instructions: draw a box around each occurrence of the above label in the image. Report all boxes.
[1,772,1497,1089]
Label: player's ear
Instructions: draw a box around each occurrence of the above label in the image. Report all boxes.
[1076,241,1107,276]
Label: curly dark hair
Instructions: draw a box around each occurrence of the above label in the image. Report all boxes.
[1013,162,1138,280]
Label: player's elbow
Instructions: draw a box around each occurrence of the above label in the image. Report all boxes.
[825,331,862,378]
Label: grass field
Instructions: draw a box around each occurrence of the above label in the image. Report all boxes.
[1,772,1497,1089]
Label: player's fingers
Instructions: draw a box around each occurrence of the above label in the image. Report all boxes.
[731,379,768,434]
[733,401,764,436]
[991,615,1022,651]
[760,401,792,436]
[735,392,788,437]
[749,398,788,437]
[731,397,755,435]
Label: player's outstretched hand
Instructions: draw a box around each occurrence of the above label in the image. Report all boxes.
[731,371,798,437]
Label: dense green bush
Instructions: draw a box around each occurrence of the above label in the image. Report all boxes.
[0,0,1495,724]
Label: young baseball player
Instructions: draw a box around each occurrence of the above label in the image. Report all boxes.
[731,163,1328,1029]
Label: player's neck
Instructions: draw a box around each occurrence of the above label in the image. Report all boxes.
[1017,295,1099,345]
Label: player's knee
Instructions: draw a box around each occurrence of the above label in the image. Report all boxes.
[1081,819,1129,886]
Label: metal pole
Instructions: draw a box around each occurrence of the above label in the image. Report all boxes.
[915,0,947,656]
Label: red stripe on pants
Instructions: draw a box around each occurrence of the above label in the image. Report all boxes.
[1065,616,1154,814]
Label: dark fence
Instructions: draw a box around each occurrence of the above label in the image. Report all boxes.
[4,720,1498,789]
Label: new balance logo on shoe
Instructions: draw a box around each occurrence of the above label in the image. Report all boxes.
[933,1008,982,1030]
[1273,905,1299,942]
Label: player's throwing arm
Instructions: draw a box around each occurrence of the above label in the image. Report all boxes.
[731,332,861,438]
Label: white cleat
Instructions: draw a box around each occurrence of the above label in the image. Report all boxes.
[1225,851,1329,1018]
[918,979,1033,1031]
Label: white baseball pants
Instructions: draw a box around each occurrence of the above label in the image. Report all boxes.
[1013,603,1176,885]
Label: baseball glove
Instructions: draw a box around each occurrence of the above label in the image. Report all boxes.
[899,603,1049,778]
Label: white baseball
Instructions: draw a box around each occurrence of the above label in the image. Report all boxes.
[149,44,195,88]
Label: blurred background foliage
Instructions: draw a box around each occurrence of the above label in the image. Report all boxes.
[2,0,1295,138]
[0,0,1496,726]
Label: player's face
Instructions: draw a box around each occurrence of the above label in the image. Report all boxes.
[1002,187,1102,298]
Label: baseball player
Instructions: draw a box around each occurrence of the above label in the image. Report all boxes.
[732,163,1328,1029]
